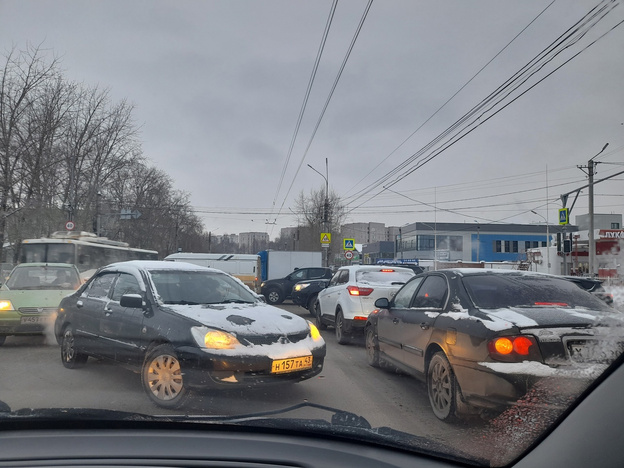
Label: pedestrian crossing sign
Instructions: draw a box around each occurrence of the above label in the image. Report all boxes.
[321,232,331,244]
[559,208,569,225]
[343,238,355,250]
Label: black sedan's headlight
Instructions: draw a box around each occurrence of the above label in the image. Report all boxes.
[191,327,242,350]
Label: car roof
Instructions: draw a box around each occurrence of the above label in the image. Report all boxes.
[13,263,78,269]
[422,268,562,279]
[338,265,415,272]
[102,260,223,274]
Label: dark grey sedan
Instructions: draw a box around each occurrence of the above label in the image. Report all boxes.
[365,269,624,422]
[55,261,326,409]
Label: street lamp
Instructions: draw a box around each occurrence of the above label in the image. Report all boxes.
[531,210,551,274]
[307,158,329,267]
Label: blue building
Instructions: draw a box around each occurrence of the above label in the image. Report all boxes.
[390,222,573,264]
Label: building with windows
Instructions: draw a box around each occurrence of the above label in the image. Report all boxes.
[341,222,387,244]
[385,222,571,264]
[238,232,269,254]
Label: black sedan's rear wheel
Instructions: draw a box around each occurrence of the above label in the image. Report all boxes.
[141,344,189,409]
[60,326,88,369]
[427,352,458,421]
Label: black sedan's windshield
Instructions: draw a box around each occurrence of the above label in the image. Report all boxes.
[148,270,258,305]
[463,274,613,311]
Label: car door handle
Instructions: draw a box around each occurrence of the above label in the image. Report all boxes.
[104,308,113,316]
[392,318,399,324]
[76,300,83,308]
[420,322,429,330]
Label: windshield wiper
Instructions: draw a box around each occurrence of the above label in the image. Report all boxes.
[221,299,255,304]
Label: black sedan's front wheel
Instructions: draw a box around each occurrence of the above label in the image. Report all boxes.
[365,326,380,367]
[335,309,349,345]
[307,294,318,316]
[427,352,458,421]
[60,326,88,369]
[265,288,284,305]
[141,344,189,409]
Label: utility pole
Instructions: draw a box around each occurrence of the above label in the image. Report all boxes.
[307,158,329,267]
[579,143,609,277]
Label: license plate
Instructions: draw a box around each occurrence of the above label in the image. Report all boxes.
[568,340,622,363]
[20,316,51,324]
[271,355,313,374]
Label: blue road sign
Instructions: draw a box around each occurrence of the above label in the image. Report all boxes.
[343,238,355,250]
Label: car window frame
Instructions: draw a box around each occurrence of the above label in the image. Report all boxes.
[110,272,143,302]
[410,274,449,310]
[83,272,118,299]
[392,276,425,309]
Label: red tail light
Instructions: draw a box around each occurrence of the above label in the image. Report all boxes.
[488,335,542,362]
[380,269,395,273]
[347,285,374,296]
[534,302,568,307]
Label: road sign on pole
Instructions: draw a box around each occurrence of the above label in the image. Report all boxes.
[65,221,75,231]
[344,251,354,260]
[343,238,355,250]
[559,208,569,225]
[321,232,331,244]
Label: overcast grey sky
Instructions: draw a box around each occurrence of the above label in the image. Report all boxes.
[1,0,623,238]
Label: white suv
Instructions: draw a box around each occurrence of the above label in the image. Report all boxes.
[316,265,415,344]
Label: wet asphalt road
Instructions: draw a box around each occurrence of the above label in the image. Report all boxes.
[0,301,576,464]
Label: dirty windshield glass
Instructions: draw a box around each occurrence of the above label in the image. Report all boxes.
[149,270,258,305]
[0,1,623,467]
[463,274,614,311]
[356,269,414,285]
[5,266,80,290]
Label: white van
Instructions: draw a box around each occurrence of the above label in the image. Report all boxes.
[164,253,261,292]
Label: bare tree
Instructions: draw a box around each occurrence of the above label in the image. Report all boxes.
[0,44,212,262]
[293,187,346,261]
[0,45,63,260]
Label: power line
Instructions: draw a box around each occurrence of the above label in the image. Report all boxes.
[269,0,339,223]
[344,0,622,212]
[272,0,375,228]
[342,0,557,200]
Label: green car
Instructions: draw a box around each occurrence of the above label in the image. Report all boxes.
[0,263,81,346]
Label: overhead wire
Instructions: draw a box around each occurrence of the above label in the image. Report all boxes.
[272,0,375,226]
[343,0,622,213]
[268,0,339,231]
[341,0,557,200]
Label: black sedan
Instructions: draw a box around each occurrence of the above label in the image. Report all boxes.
[55,261,326,408]
[291,278,330,316]
[365,269,624,422]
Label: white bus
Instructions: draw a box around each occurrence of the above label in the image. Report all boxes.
[20,231,158,278]
[164,252,261,292]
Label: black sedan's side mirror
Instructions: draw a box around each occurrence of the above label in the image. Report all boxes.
[120,293,144,308]
[374,297,390,309]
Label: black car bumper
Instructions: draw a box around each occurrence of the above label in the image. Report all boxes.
[453,359,601,411]
[176,345,326,388]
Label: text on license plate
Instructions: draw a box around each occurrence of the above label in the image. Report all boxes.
[271,355,313,374]
[20,316,51,324]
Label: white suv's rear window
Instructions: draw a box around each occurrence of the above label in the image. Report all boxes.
[356,270,413,285]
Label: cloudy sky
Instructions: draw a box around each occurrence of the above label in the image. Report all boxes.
[1,0,623,239]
